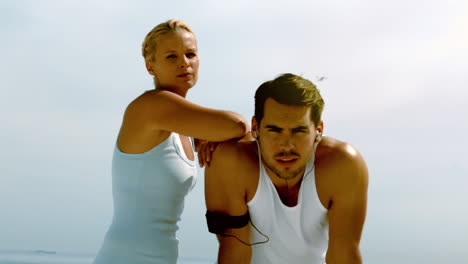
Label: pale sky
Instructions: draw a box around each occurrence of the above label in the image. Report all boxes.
[1,0,467,263]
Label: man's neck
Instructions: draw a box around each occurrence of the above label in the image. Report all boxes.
[266,169,305,207]
[275,180,302,207]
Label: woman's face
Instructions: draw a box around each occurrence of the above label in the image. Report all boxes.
[147,29,199,92]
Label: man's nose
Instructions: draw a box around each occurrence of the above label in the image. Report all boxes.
[278,135,294,151]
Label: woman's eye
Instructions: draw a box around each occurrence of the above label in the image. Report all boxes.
[166,54,176,59]
[186,53,196,58]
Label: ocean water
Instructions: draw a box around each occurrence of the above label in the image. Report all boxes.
[0,249,213,264]
[1,249,442,264]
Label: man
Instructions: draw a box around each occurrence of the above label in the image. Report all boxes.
[204,73,368,264]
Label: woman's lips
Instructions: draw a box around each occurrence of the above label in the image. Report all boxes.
[177,73,191,78]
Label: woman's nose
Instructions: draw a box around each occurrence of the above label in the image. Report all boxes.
[179,55,190,68]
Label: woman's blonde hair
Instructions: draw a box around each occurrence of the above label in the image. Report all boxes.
[142,19,194,62]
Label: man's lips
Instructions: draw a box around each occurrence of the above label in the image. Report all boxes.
[275,156,299,166]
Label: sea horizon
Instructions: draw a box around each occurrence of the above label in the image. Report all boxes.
[0,248,214,264]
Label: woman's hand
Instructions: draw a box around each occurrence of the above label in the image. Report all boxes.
[237,131,256,142]
[195,130,254,167]
[195,140,219,167]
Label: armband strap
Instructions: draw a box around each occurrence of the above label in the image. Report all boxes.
[205,211,250,234]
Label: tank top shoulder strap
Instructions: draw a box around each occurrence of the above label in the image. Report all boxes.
[255,140,268,180]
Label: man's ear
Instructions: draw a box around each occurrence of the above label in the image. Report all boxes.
[316,120,324,136]
[251,116,258,135]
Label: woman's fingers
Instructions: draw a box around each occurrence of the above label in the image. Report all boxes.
[197,141,219,167]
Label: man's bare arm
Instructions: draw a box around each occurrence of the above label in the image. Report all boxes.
[325,144,369,264]
[205,142,254,264]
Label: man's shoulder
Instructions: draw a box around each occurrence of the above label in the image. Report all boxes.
[316,136,368,185]
[207,140,259,179]
[317,137,363,165]
[213,140,258,163]
[205,140,259,203]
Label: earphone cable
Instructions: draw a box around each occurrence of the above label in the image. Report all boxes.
[220,219,270,246]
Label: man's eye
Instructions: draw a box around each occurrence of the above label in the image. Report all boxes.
[186,52,196,58]
[293,129,306,133]
[166,54,176,59]
[268,129,281,133]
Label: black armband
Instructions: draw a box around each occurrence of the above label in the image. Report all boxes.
[205,211,250,234]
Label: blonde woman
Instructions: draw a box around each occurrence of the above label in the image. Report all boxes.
[93,20,249,264]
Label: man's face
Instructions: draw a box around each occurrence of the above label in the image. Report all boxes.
[255,98,320,180]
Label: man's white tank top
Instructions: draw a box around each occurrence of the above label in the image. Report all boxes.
[247,143,329,264]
